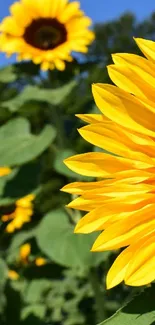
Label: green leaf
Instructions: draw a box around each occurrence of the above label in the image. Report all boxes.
[99,285,155,325]
[36,208,108,268]
[24,279,51,304]
[0,117,56,166]
[2,81,76,112]
[0,162,40,205]
[0,117,29,140]
[7,229,36,263]
[21,304,46,321]
[0,170,17,201]
[8,229,35,252]
[0,259,8,286]
[0,65,17,83]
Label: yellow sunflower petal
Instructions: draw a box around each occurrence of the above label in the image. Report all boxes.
[125,233,155,286]
[91,204,155,251]
[106,232,154,289]
[75,114,104,124]
[107,64,155,102]
[10,2,32,27]
[67,196,106,211]
[106,246,133,289]
[58,2,81,23]
[64,152,143,177]
[61,180,106,195]
[78,124,155,164]
[0,16,23,36]
[112,53,155,89]
[92,84,155,137]
[74,201,146,234]
[135,38,155,63]
[74,207,117,233]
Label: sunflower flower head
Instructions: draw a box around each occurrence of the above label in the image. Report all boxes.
[0,0,94,70]
[2,194,35,233]
[62,37,155,289]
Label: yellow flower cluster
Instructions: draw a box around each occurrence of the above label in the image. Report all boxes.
[19,243,46,266]
[8,243,46,280]
[8,269,19,280]
[0,167,11,177]
[2,194,35,233]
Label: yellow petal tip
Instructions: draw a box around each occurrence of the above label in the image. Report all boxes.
[74,224,81,233]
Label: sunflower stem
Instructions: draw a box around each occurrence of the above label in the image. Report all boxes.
[46,71,67,149]
[51,105,66,148]
[89,268,106,323]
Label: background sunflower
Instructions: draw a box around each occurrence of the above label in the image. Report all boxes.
[0,0,94,70]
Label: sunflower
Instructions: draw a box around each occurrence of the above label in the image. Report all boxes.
[2,194,35,233]
[0,0,94,70]
[62,37,155,289]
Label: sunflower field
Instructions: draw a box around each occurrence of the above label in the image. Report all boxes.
[0,1,155,325]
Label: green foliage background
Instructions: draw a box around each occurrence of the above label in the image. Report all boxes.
[0,12,155,325]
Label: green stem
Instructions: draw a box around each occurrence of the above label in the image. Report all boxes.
[51,105,67,149]
[46,71,67,149]
[89,268,106,323]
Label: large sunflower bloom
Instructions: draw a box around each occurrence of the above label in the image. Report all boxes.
[62,38,155,289]
[0,0,94,70]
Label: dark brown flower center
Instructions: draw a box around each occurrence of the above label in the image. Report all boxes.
[23,18,67,50]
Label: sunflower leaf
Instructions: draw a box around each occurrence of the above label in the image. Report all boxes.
[0,117,56,166]
[0,161,41,206]
[7,229,36,264]
[0,259,8,285]
[2,81,76,112]
[35,208,109,269]
[0,65,17,83]
[21,304,47,321]
[99,285,155,325]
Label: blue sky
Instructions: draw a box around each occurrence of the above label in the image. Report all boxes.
[0,0,155,66]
